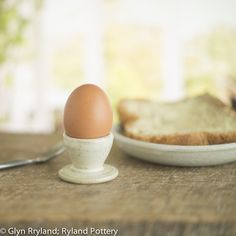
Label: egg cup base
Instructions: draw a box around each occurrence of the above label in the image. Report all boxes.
[59,164,118,184]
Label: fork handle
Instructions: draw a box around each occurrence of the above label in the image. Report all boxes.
[0,159,34,170]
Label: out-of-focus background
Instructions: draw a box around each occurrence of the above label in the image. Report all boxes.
[0,0,236,133]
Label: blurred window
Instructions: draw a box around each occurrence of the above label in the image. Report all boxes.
[0,0,236,132]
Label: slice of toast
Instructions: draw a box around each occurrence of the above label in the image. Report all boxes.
[117,94,236,145]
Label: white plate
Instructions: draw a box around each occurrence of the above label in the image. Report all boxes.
[113,125,236,167]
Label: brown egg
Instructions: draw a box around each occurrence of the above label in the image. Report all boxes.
[64,84,113,139]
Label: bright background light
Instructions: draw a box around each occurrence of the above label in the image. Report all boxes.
[0,0,236,133]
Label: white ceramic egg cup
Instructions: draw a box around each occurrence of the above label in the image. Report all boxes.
[59,133,118,184]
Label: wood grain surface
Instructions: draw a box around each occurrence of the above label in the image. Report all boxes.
[0,132,236,236]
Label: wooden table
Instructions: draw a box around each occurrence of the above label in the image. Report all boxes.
[0,133,236,236]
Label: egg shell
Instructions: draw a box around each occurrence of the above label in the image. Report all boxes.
[64,84,113,139]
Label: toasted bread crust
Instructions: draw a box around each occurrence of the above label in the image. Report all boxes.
[117,94,236,145]
[124,130,236,145]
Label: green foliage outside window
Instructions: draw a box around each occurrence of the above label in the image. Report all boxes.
[185,27,236,97]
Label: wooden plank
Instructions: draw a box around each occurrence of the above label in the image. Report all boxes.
[0,133,236,236]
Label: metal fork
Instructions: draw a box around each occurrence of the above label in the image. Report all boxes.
[0,143,65,170]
